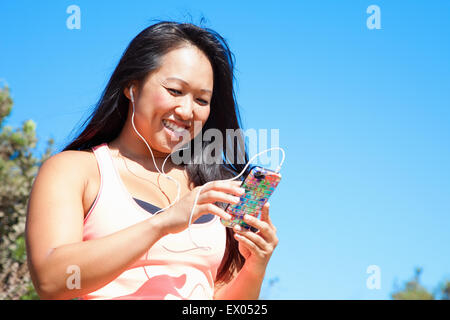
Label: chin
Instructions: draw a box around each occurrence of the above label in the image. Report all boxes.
[155,138,183,154]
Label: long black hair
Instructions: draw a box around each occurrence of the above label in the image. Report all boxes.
[63,21,249,285]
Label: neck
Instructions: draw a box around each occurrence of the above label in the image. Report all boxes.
[108,133,176,173]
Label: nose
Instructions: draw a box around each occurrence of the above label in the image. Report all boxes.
[174,96,194,121]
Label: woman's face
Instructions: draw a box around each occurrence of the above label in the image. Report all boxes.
[127,45,213,155]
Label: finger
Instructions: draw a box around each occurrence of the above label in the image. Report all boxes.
[242,214,275,241]
[197,203,232,221]
[202,180,245,197]
[197,190,241,206]
[230,179,243,186]
[260,203,277,234]
[234,232,263,255]
[260,202,273,226]
[233,225,270,251]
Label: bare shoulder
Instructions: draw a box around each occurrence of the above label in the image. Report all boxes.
[32,148,100,217]
[36,149,97,199]
[39,149,95,181]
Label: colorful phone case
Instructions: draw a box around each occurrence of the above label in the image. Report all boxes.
[221,166,281,230]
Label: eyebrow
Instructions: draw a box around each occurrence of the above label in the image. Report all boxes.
[165,77,212,94]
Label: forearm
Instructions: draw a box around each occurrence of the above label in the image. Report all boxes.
[214,262,266,300]
[31,215,167,300]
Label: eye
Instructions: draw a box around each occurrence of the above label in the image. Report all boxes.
[197,98,209,105]
[167,88,182,95]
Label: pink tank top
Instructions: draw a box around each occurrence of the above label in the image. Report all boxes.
[80,143,227,300]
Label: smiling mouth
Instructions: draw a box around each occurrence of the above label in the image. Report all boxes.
[162,119,189,131]
[162,119,190,139]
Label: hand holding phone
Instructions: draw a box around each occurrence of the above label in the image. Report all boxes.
[221,166,281,231]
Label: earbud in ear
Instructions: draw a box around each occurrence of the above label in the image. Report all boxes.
[129,85,135,103]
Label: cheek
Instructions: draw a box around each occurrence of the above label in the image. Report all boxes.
[135,91,170,132]
[136,90,166,118]
[150,90,172,111]
[197,106,210,124]
[194,107,210,126]
[193,107,210,133]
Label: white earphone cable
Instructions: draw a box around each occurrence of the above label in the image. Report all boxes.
[129,86,285,254]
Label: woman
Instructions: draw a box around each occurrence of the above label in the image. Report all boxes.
[26,21,278,300]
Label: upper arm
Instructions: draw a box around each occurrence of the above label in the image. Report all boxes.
[26,151,87,279]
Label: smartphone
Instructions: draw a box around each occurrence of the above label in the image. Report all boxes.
[221,166,282,231]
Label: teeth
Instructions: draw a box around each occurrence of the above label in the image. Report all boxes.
[162,119,187,133]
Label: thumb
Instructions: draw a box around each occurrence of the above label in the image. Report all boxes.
[260,202,271,224]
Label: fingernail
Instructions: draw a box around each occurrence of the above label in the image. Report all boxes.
[226,213,232,220]
[238,188,246,194]
[233,196,241,203]
[234,225,242,232]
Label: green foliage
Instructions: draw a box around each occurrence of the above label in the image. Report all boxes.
[391,267,450,300]
[0,84,54,299]
[440,281,450,300]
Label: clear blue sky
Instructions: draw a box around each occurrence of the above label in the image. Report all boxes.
[1,0,449,299]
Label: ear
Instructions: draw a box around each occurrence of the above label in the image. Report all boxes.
[123,82,138,100]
